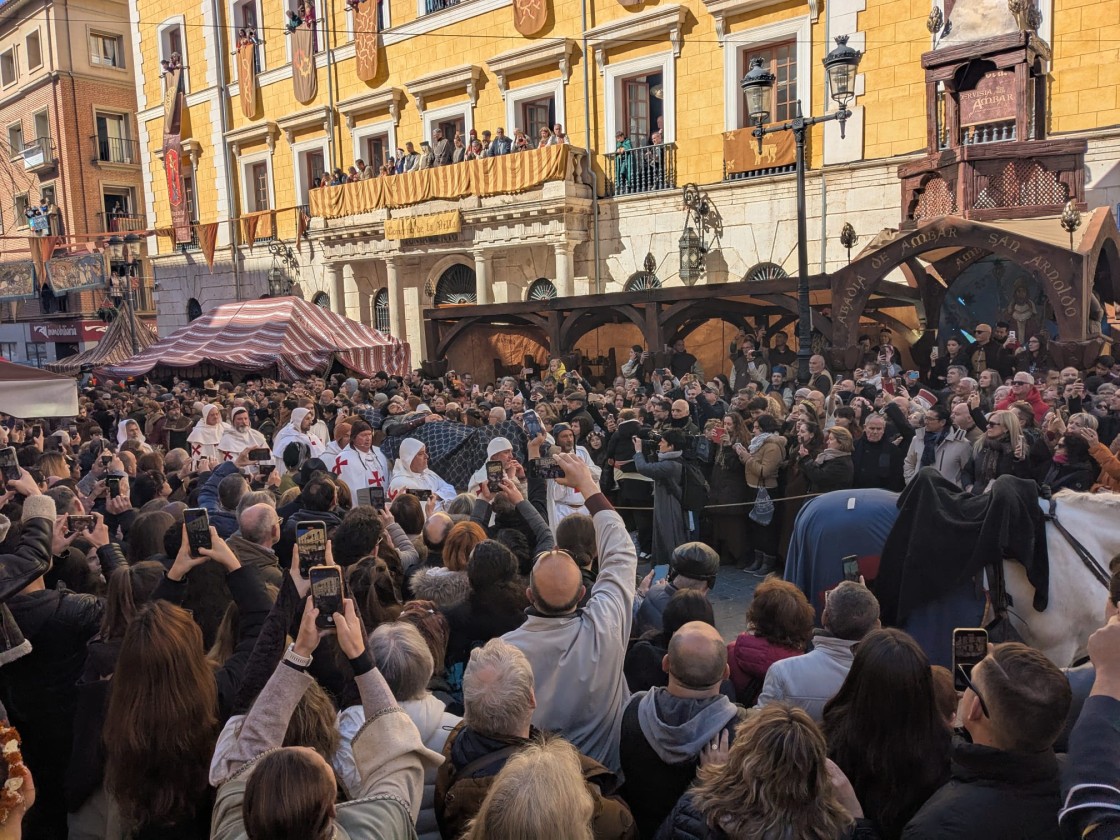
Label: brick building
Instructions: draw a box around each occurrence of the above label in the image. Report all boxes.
[0,0,153,367]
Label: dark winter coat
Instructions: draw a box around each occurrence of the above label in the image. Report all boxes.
[726,633,802,705]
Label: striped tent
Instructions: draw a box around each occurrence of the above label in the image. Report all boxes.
[46,301,158,376]
[100,296,410,381]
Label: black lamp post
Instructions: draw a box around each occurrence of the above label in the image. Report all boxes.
[741,35,862,385]
[679,183,710,286]
[266,240,298,297]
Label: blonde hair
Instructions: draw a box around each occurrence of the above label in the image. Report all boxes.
[691,704,852,840]
[975,409,1022,455]
[38,451,71,479]
[463,736,594,840]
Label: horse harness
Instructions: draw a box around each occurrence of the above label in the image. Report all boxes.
[1042,491,1110,589]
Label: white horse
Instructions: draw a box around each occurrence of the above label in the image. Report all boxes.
[1005,490,1120,668]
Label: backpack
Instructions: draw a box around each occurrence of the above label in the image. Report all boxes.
[677,459,710,513]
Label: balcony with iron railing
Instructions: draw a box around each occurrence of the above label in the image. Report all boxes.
[604,142,676,197]
[92,135,141,165]
[12,137,56,174]
[421,0,461,13]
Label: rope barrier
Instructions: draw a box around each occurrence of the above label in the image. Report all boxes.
[610,491,827,511]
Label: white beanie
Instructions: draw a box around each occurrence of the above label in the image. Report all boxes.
[486,437,512,458]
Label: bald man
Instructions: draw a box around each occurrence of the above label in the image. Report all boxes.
[667,399,698,435]
[503,451,636,774]
[618,620,740,836]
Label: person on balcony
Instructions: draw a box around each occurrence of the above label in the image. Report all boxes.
[549,123,569,145]
[452,133,466,163]
[401,141,419,172]
[432,128,453,166]
[418,141,436,170]
[465,138,484,160]
[537,127,552,149]
[381,157,396,176]
[512,128,531,152]
[357,158,375,180]
[489,127,512,156]
[615,131,633,193]
[645,130,665,190]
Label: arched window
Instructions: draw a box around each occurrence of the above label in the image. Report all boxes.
[624,272,661,292]
[187,298,202,321]
[374,288,390,333]
[312,291,331,308]
[744,262,789,282]
[526,278,557,301]
[433,264,477,306]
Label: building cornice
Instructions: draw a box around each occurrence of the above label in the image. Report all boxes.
[337,87,405,128]
[406,64,482,114]
[487,39,576,95]
[276,107,332,144]
[223,121,279,155]
[584,5,688,74]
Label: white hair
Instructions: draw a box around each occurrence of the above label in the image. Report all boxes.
[368,622,433,701]
[463,638,535,738]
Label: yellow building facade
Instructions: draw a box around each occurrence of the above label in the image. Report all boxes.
[129,0,1120,360]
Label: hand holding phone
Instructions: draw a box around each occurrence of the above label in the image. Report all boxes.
[486,460,504,493]
[296,521,327,577]
[953,627,988,691]
[309,565,343,629]
[0,447,20,484]
[841,555,860,583]
[183,508,213,558]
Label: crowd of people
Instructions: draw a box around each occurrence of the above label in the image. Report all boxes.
[0,321,1118,839]
[320,124,570,186]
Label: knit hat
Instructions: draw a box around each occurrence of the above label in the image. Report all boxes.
[486,437,512,457]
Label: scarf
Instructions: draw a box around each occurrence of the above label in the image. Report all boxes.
[920,428,948,467]
[815,448,846,466]
[974,436,1012,483]
[748,432,775,454]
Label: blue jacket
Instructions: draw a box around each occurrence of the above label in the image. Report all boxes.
[198,461,240,539]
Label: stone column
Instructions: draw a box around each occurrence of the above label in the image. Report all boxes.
[473,249,491,305]
[554,242,574,297]
[324,263,344,315]
[342,263,360,321]
[386,257,403,339]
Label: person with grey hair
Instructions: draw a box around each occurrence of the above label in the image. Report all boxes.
[435,638,636,840]
[488,406,506,425]
[755,581,881,721]
[235,489,275,518]
[224,503,283,592]
[336,622,460,839]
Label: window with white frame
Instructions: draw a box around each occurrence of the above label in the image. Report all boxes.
[95,112,132,163]
[13,194,29,226]
[159,22,188,91]
[231,0,263,72]
[90,32,125,68]
[294,143,328,203]
[26,31,42,70]
[604,52,675,151]
[0,48,16,87]
[7,122,23,155]
[723,17,811,132]
[286,0,325,53]
[241,156,273,213]
[422,103,472,147]
[506,79,566,149]
[33,111,49,143]
[363,132,389,170]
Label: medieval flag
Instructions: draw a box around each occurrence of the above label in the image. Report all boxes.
[512,0,548,36]
[292,26,318,104]
[354,0,380,82]
[238,44,258,119]
[198,223,219,272]
[162,68,192,245]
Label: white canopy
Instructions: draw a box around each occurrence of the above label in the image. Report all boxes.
[0,359,79,418]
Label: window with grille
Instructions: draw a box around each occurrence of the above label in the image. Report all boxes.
[182,173,199,222]
[624,272,661,292]
[90,32,124,68]
[251,162,270,212]
[740,41,796,126]
[527,278,557,300]
[374,289,390,333]
[312,291,331,308]
[434,265,477,306]
[187,298,202,321]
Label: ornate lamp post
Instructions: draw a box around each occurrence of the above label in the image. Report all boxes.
[741,35,863,384]
[840,222,857,264]
[1060,200,1081,251]
[678,183,710,286]
[266,240,299,296]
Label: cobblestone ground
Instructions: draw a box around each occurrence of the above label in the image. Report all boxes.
[635,561,761,642]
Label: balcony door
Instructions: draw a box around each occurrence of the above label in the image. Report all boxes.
[96,113,130,162]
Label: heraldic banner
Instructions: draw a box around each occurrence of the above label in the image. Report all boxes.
[354,0,380,82]
[292,26,318,104]
[163,68,193,245]
[512,0,548,36]
[238,44,258,119]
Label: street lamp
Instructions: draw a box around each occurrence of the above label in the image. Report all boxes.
[1060,200,1081,251]
[266,240,299,297]
[741,34,863,385]
[679,183,710,286]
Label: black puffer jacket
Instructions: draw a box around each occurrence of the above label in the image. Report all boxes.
[655,791,882,840]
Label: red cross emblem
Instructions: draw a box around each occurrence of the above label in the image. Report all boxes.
[191,443,202,457]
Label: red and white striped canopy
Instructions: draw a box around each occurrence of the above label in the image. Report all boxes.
[101,296,410,380]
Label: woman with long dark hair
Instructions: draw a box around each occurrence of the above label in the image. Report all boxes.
[822,628,951,839]
[101,528,272,837]
[778,419,824,560]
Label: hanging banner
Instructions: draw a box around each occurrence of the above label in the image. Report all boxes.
[238,44,258,119]
[242,213,260,248]
[384,210,461,240]
[292,26,318,104]
[0,260,37,302]
[354,0,380,82]
[512,0,548,36]
[722,127,796,176]
[46,252,109,295]
[198,223,219,271]
[162,67,192,245]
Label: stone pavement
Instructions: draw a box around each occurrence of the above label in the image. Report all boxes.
[711,566,761,642]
